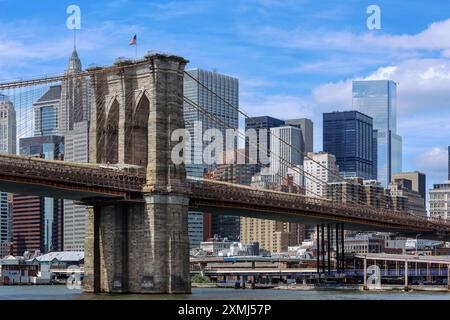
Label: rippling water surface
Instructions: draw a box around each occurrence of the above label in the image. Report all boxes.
[0,286,449,300]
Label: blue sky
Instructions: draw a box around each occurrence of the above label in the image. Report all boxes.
[0,0,450,193]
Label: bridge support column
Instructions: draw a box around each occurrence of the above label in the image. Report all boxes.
[447,265,450,291]
[84,196,190,294]
[84,53,191,294]
[84,205,131,293]
[405,261,409,291]
[335,224,340,274]
[327,224,331,275]
[316,225,320,276]
[363,258,368,290]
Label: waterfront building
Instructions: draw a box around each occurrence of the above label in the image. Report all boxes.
[352,80,402,186]
[0,241,12,258]
[240,218,299,254]
[429,182,450,220]
[187,212,204,249]
[63,121,89,252]
[344,234,384,254]
[323,111,375,180]
[304,152,340,198]
[392,172,426,207]
[199,240,259,257]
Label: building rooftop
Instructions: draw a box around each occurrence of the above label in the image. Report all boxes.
[28,252,84,263]
[35,85,62,104]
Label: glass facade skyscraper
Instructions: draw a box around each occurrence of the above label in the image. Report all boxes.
[323,111,375,180]
[353,80,402,186]
[184,69,239,247]
[17,135,65,254]
[184,69,239,178]
[33,85,61,137]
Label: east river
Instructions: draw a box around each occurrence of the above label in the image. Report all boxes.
[0,286,449,300]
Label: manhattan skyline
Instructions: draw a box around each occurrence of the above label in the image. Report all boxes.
[0,0,449,193]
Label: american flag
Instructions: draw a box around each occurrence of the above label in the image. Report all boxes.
[129,34,137,46]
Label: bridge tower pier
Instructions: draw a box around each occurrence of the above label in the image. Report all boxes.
[83,53,191,294]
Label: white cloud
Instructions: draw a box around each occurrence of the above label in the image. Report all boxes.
[312,58,450,115]
[241,94,313,120]
[250,18,450,54]
[412,148,448,184]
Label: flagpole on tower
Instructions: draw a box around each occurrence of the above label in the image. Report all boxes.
[129,34,138,61]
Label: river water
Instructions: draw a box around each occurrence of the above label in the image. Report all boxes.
[0,286,449,300]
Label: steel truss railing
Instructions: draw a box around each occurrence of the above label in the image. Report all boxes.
[0,155,145,192]
[188,179,450,233]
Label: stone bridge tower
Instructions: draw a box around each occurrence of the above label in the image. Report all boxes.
[83,53,191,294]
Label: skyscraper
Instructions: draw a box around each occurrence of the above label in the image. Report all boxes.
[353,80,402,186]
[184,69,239,247]
[14,135,65,255]
[0,94,16,244]
[59,48,90,135]
[183,68,239,178]
[63,121,89,251]
[323,111,375,180]
[245,116,286,170]
[285,118,314,153]
[267,126,303,184]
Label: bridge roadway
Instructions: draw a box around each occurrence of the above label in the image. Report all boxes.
[0,154,450,239]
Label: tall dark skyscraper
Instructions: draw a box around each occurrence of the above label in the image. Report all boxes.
[245,116,285,171]
[323,111,375,180]
[13,135,65,255]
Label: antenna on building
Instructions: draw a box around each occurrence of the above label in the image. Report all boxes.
[73,28,77,51]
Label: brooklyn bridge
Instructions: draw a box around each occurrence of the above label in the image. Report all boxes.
[0,53,449,294]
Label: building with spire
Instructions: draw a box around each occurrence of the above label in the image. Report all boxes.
[60,47,90,252]
[16,48,90,254]
[0,94,16,249]
[59,47,90,135]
